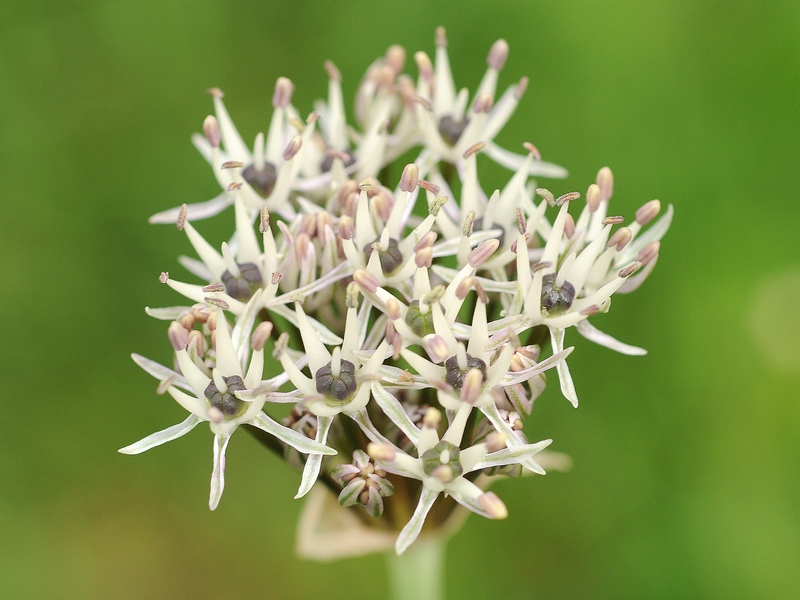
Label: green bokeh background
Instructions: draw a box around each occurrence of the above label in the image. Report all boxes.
[1,1,798,598]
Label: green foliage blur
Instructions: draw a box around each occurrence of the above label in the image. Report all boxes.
[1,1,797,598]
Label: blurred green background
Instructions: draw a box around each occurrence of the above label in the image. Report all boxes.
[1,1,798,598]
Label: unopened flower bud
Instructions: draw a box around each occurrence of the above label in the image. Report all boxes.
[272,77,294,108]
[636,199,661,226]
[251,321,273,351]
[485,432,508,453]
[168,321,189,351]
[607,227,632,251]
[203,115,220,148]
[399,163,419,192]
[596,166,614,200]
[487,39,509,70]
[367,442,396,463]
[468,239,500,267]
[415,51,433,80]
[283,135,302,161]
[586,184,602,212]
[637,241,660,265]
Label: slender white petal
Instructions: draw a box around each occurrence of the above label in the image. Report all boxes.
[209,433,231,510]
[249,412,336,455]
[576,320,647,355]
[118,414,203,454]
[295,415,334,499]
[550,327,579,407]
[396,487,439,555]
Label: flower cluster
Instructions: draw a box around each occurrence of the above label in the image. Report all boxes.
[123,27,671,556]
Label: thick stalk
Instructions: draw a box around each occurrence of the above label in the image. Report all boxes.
[386,537,446,600]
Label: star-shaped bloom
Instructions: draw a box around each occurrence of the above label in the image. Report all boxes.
[412,27,567,179]
[151,80,316,223]
[274,287,389,499]
[120,303,335,509]
[368,405,551,554]
[512,167,672,406]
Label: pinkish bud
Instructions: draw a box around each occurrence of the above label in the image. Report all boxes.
[607,227,632,251]
[415,246,433,268]
[596,166,614,200]
[399,163,419,192]
[272,77,294,108]
[487,39,509,71]
[414,51,433,81]
[436,26,448,47]
[168,321,189,351]
[515,76,529,100]
[479,492,508,519]
[473,93,494,114]
[386,44,406,75]
[427,335,450,363]
[635,199,661,226]
[338,215,354,240]
[468,239,500,267]
[637,241,660,265]
[586,184,602,212]
[353,269,379,294]
[251,322,273,351]
[324,60,341,81]
[564,214,576,240]
[283,135,303,161]
[203,115,220,148]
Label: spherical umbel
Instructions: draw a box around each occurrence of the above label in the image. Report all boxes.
[444,353,488,390]
[204,375,248,418]
[315,359,358,404]
[540,273,576,317]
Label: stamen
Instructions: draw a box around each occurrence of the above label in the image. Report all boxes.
[205,297,230,310]
[176,204,187,231]
[468,239,500,267]
[515,76,529,100]
[556,191,580,206]
[324,60,341,81]
[251,322,273,351]
[283,135,303,161]
[602,216,624,225]
[596,166,614,200]
[479,492,508,519]
[418,179,440,195]
[586,184,602,212]
[221,161,245,169]
[168,322,189,351]
[272,77,294,108]
[399,163,419,192]
[354,269,379,294]
[338,215,354,240]
[487,39,509,70]
[436,26,448,47]
[619,261,642,278]
[635,199,661,226]
[159,272,169,284]
[415,51,433,81]
[386,44,406,75]
[637,241,660,265]
[523,141,541,161]
[463,141,486,159]
[464,210,476,237]
[607,227,632,251]
[428,196,448,216]
[203,116,220,148]
[536,188,556,206]
[260,206,270,233]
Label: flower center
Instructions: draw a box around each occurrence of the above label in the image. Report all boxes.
[204,375,248,418]
[363,237,404,275]
[315,359,358,404]
[422,440,463,482]
[438,115,470,147]
[242,162,278,198]
[540,273,576,317]
[444,353,487,390]
[222,262,263,301]
[405,300,436,337]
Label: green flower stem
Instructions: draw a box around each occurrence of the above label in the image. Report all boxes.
[387,537,446,600]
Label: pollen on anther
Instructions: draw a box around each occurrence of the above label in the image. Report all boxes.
[159,272,169,284]
[176,204,187,231]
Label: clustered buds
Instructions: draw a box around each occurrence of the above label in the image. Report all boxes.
[124,27,672,558]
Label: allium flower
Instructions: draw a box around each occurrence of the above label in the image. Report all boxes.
[120,304,335,509]
[413,27,567,179]
[128,27,672,572]
[511,167,673,406]
[151,79,315,223]
[274,287,389,498]
[368,405,551,554]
